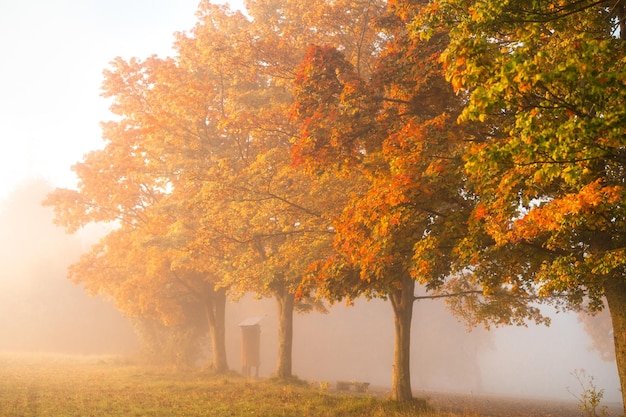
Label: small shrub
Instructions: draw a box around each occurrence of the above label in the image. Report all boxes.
[318,381,330,392]
[131,317,207,368]
[567,368,610,417]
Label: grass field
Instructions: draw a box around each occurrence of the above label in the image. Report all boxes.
[1,353,621,417]
[0,353,453,417]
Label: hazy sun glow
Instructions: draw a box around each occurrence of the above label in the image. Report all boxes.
[0,0,242,199]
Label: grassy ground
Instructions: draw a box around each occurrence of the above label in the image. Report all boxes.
[0,353,458,417]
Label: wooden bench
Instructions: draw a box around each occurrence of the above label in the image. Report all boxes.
[336,381,370,392]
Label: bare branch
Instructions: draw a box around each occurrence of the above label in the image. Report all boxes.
[414,290,483,301]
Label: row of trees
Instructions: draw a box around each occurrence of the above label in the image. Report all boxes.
[45,0,626,408]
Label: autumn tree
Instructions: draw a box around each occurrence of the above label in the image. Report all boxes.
[62,222,216,367]
[47,0,387,380]
[291,1,545,401]
[291,42,437,401]
[236,0,388,379]
[178,0,387,378]
[419,0,626,411]
[43,4,257,372]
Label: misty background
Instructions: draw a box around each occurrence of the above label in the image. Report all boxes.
[0,178,620,403]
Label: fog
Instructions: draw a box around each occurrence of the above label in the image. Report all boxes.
[0,179,137,354]
[227,296,621,403]
[0,179,621,404]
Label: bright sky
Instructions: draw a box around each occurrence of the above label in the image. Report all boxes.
[0,0,242,200]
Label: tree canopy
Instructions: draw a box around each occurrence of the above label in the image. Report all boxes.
[417,0,626,410]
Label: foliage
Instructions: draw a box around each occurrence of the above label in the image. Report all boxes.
[417,0,626,311]
[291,0,555,401]
[578,308,616,362]
[42,4,257,373]
[291,0,461,402]
[44,0,388,379]
[292,0,550,327]
[416,0,626,411]
[216,0,387,305]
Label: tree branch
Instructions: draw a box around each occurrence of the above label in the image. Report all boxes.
[414,290,483,301]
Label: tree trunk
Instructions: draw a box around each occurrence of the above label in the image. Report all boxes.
[204,285,229,373]
[275,286,295,379]
[389,274,416,402]
[604,276,626,415]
